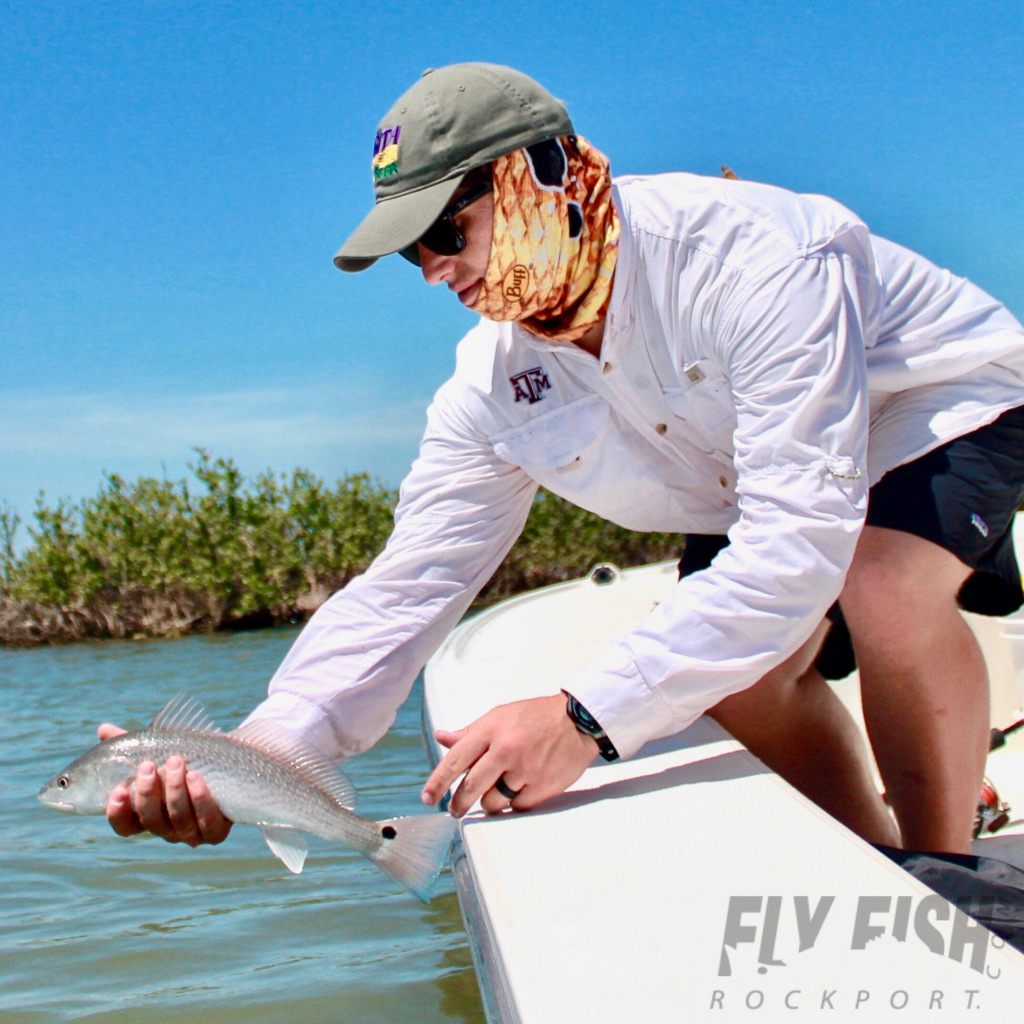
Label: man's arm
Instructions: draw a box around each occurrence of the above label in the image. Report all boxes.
[561,245,874,761]
[243,410,540,762]
[103,379,539,842]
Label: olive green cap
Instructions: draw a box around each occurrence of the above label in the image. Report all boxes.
[334,63,573,272]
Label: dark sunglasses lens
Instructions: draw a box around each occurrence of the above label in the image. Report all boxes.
[419,216,464,257]
[399,220,460,265]
[402,179,491,264]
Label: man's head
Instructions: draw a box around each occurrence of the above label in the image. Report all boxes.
[333,63,572,272]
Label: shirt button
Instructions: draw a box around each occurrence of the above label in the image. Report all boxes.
[655,423,668,435]
[602,361,613,374]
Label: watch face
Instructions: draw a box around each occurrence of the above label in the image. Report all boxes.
[566,694,620,762]
[567,695,602,736]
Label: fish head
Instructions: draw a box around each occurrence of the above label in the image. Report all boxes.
[38,738,139,815]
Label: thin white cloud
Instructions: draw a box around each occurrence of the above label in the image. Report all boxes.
[0,383,431,520]
[3,385,426,454]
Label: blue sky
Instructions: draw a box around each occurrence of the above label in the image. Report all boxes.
[3,1,1023,543]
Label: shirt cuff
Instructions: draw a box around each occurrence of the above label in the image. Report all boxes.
[561,640,692,760]
[241,691,345,762]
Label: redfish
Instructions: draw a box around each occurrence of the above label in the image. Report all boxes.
[38,696,454,902]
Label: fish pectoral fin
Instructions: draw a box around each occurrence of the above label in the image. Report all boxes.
[259,827,309,874]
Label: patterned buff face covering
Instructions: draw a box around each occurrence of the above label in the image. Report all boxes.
[467,135,619,343]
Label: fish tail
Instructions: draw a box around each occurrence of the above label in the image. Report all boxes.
[368,813,456,903]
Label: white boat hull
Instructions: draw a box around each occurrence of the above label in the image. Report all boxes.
[425,544,1024,1022]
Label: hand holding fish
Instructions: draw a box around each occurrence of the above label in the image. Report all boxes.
[41,697,455,902]
[98,723,233,847]
[421,694,599,817]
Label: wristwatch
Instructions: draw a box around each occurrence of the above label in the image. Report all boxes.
[564,692,620,762]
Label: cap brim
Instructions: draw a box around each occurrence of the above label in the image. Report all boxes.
[333,175,463,273]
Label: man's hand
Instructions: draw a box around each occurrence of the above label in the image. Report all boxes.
[421,694,599,817]
[99,724,233,847]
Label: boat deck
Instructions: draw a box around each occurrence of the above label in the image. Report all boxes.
[424,538,1024,1022]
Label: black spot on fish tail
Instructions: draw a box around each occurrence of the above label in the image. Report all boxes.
[381,826,397,840]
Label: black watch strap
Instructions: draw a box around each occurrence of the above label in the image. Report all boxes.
[564,692,620,762]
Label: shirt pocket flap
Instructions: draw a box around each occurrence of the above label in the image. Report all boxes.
[663,359,734,433]
[491,395,610,470]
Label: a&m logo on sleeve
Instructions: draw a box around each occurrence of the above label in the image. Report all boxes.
[373,126,401,182]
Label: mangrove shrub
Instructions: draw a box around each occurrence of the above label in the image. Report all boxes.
[0,452,679,645]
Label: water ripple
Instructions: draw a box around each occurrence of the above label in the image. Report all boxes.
[2,628,483,1024]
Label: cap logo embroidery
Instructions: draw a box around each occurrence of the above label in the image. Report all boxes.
[510,366,551,404]
[373,126,401,181]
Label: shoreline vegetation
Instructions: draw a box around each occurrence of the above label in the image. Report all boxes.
[0,451,680,647]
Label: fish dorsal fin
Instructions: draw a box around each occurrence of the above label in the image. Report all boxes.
[259,826,308,874]
[230,718,357,811]
[150,695,221,733]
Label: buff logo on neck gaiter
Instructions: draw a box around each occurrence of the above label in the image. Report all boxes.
[468,136,619,343]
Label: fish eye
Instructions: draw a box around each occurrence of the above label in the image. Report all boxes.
[57,775,70,788]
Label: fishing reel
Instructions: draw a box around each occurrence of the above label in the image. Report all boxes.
[974,717,1024,838]
[974,776,1012,839]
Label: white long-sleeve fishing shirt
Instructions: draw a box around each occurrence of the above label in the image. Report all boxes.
[249,172,1024,762]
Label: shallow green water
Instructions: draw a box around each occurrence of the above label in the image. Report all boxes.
[0,628,485,1024]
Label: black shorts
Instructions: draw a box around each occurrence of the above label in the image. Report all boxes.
[678,404,1024,680]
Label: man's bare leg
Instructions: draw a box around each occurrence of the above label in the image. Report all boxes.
[841,526,989,854]
[709,620,900,847]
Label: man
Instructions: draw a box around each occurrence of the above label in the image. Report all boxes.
[106,62,1024,856]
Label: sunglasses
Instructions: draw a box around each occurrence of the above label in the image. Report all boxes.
[400,179,493,266]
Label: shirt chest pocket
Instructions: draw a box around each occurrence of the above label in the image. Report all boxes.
[491,394,610,471]
[489,392,684,530]
[662,359,736,447]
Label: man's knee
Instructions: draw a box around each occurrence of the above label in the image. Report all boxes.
[841,526,973,654]
[844,527,970,614]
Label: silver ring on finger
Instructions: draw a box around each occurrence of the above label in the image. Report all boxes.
[495,775,523,801]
